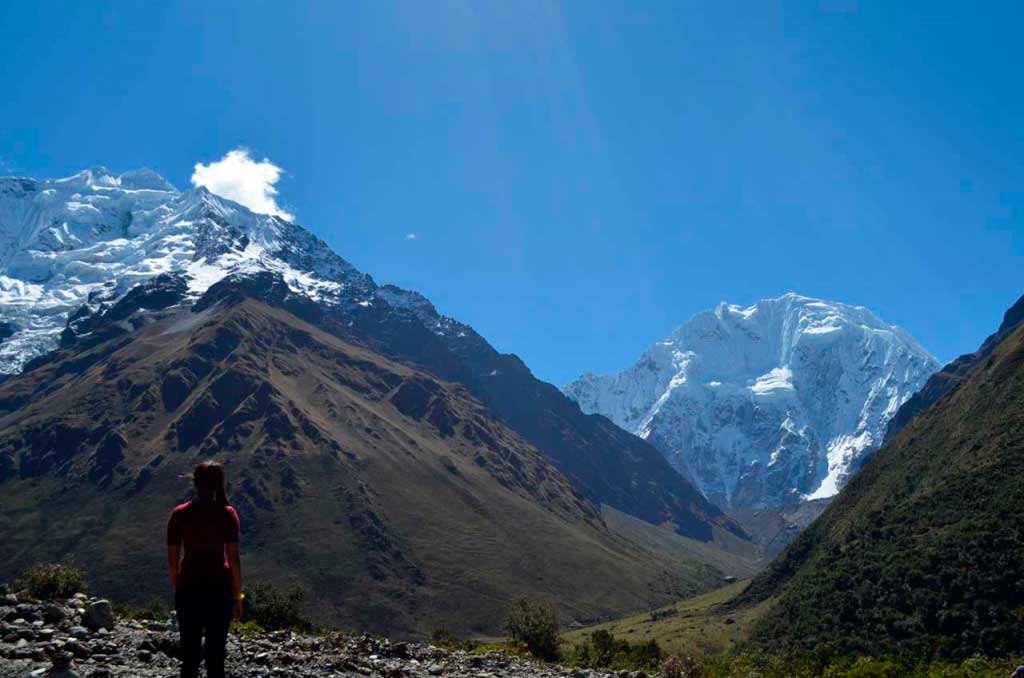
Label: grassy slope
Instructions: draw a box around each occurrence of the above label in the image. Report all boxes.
[602,507,761,579]
[739,321,1024,659]
[562,581,774,656]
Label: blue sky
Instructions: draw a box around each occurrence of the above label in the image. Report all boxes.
[1,1,1021,384]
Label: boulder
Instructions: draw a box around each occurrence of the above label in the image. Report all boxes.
[81,600,115,631]
[41,603,66,623]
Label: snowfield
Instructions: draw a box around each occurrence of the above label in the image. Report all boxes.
[0,167,374,375]
[564,294,940,508]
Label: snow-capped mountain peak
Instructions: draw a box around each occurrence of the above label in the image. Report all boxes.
[565,294,940,508]
[0,167,371,375]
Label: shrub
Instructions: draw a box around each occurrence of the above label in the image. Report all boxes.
[16,561,88,601]
[242,581,312,631]
[504,598,560,662]
[431,627,455,648]
[567,630,662,672]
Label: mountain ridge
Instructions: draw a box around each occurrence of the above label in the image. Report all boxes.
[0,289,737,636]
[0,166,754,634]
[884,292,1024,440]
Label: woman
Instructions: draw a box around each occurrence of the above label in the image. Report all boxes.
[167,461,243,678]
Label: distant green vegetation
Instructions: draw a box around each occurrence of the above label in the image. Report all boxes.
[562,581,763,657]
[565,630,662,672]
[656,652,1019,678]
[16,560,88,600]
[565,580,1024,677]
[721,323,1024,662]
[740,324,1024,661]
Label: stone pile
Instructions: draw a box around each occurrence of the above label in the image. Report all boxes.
[0,589,635,678]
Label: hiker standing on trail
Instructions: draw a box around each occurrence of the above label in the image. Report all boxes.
[167,461,243,678]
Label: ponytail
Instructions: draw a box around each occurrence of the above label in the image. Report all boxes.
[193,460,229,506]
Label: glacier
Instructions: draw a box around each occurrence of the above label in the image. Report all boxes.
[0,166,376,376]
[564,294,940,509]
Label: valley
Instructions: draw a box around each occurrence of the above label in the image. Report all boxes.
[2,166,1023,673]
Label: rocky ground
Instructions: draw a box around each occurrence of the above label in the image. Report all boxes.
[0,591,633,678]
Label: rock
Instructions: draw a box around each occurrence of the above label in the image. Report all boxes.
[41,603,66,623]
[138,649,152,662]
[50,649,73,668]
[82,600,115,631]
[69,626,89,639]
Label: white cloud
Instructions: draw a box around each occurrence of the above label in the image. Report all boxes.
[191,148,294,221]
[405,232,418,240]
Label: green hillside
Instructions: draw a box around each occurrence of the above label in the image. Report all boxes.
[739,301,1024,660]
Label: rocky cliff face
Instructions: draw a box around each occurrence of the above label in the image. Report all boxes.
[566,295,938,509]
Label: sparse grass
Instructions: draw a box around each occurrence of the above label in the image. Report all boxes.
[232,620,264,638]
[472,641,532,658]
[113,597,170,621]
[562,580,768,657]
[16,561,88,601]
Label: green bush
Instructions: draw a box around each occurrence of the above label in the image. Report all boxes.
[504,598,560,662]
[16,561,88,600]
[242,581,312,632]
[567,630,662,672]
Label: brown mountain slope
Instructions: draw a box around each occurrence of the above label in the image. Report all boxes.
[0,298,738,637]
[192,274,746,543]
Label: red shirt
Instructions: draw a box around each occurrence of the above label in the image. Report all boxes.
[167,499,240,592]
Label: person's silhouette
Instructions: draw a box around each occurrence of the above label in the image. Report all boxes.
[167,461,243,678]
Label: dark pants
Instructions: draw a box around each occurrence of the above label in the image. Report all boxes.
[175,588,233,678]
